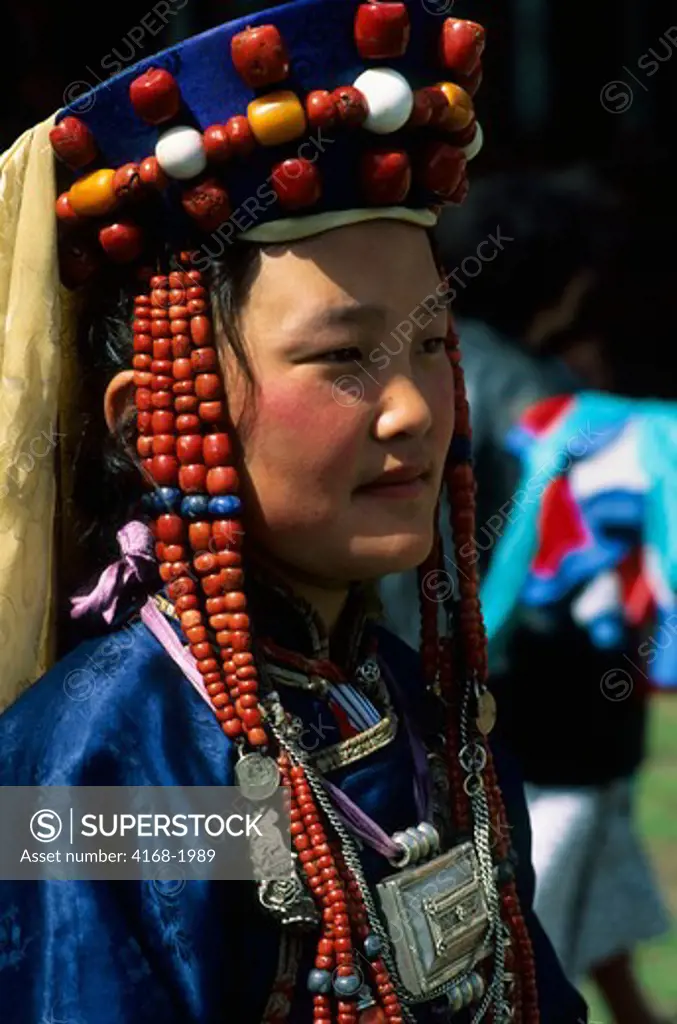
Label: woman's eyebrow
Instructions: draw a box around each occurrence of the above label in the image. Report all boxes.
[304,303,389,332]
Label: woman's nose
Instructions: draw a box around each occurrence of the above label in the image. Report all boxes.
[372,373,433,441]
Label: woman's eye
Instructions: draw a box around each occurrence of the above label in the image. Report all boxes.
[317,346,364,364]
[421,337,446,355]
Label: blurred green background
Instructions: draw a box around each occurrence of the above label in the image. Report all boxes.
[583,695,677,1021]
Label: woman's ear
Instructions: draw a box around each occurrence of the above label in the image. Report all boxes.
[103,370,135,435]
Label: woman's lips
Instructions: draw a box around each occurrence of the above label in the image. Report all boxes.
[353,470,432,499]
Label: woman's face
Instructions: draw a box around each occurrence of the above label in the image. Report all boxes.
[221,220,454,584]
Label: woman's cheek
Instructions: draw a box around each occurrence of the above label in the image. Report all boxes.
[251,375,367,476]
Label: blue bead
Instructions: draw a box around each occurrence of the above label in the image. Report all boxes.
[154,487,181,512]
[307,969,332,994]
[181,495,210,519]
[363,934,382,960]
[448,985,464,1013]
[459,978,474,1005]
[208,495,241,517]
[333,974,361,998]
[470,973,485,1001]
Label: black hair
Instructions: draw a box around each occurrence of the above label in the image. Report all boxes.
[434,167,620,340]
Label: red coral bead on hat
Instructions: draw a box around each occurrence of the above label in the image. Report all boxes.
[418,141,467,199]
[305,91,339,130]
[332,86,368,128]
[139,157,168,190]
[231,24,290,89]
[181,179,232,233]
[272,159,321,210]
[361,150,411,205]
[55,193,82,228]
[354,3,410,60]
[408,90,433,127]
[49,116,97,169]
[130,68,181,124]
[440,18,486,77]
[225,116,256,158]
[113,163,145,202]
[99,221,144,263]
[203,125,232,163]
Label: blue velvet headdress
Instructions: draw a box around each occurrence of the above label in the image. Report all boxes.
[49,0,485,284]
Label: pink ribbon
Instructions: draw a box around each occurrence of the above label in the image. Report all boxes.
[70,520,157,625]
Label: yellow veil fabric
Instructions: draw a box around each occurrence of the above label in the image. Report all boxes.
[0,115,79,711]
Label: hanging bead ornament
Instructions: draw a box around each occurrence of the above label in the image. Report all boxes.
[136,260,268,750]
[439,323,540,1023]
[273,746,407,1024]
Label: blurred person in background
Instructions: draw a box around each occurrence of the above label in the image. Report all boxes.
[481,387,676,1024]
[380,168,672,1024]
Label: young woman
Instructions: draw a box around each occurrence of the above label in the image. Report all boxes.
[0,2,587,1022]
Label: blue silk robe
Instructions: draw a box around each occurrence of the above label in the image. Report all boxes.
[0,586,586,1024]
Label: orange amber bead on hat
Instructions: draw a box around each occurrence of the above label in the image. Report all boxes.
[435,82,475,132]
[247,91,306,147]
[69,168,117,217]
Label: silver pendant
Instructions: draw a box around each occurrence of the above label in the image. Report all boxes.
[235,752,280,800]
[476,691,497,736]
[376,841,492,999]
[258,872,321,931]
[356,658,381,685]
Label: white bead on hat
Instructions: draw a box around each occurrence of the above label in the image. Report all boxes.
[155,126,207,180]
[353,68,414,135]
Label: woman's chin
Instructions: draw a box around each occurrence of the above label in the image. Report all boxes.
[348,533,435,579]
